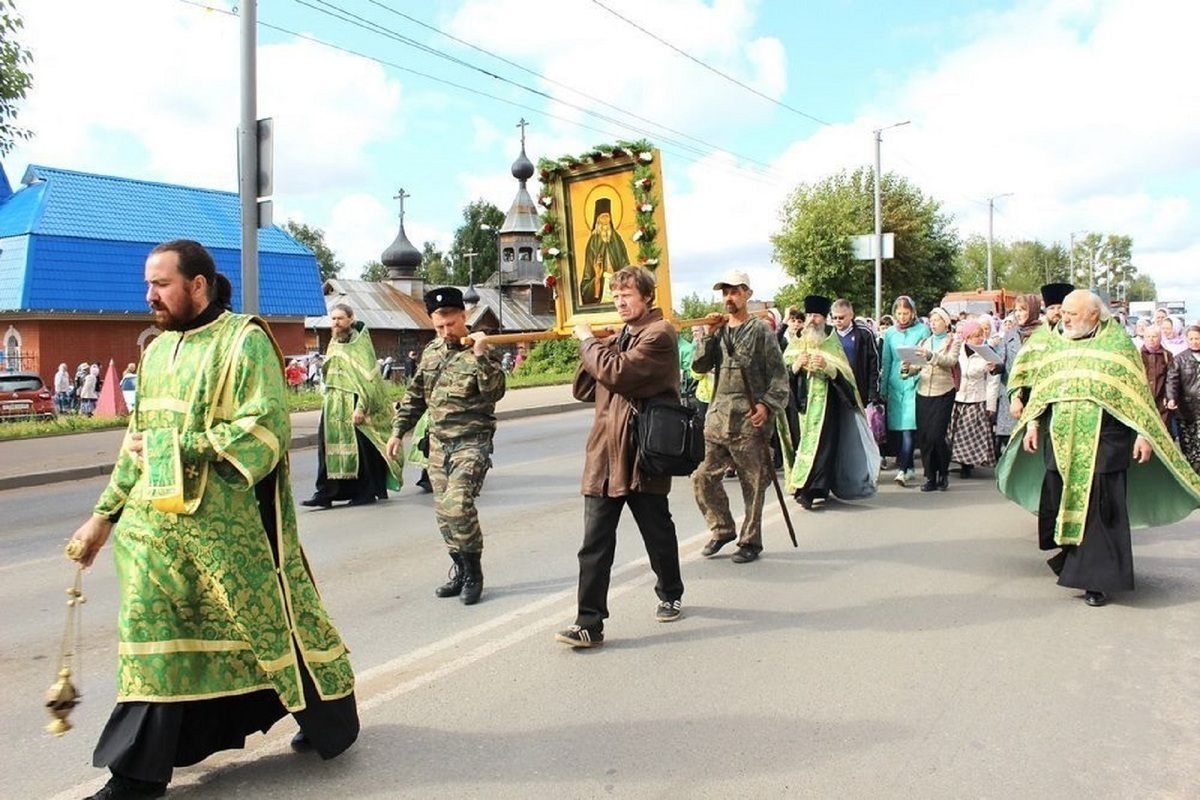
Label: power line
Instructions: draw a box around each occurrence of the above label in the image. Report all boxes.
[364,0,780,173]
[588,0,832,127]
[284,0,795,187]
[175,0,793,191]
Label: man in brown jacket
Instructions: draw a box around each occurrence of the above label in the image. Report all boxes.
[556,265,685,648]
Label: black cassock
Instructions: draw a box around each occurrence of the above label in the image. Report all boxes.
[1039,408,1135,593]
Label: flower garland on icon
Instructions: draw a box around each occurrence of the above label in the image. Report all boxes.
[535,138,661,287]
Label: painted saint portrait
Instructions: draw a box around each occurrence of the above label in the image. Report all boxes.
[543,144,671,331]
[579,192,631,304]
[565,170,638,314]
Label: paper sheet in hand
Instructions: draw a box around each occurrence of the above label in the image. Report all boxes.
[969,344,1004,364]
[894,346,923,363]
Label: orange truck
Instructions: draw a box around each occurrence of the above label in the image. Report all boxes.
[940,289,1019,318]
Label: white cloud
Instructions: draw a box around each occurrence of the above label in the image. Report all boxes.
[9,0,402,197]
[8,0,1199,321]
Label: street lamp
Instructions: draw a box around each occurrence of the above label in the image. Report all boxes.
[985,193,1013,291]
[873,120,909,321]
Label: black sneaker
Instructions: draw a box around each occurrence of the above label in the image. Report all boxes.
[701,537,735,557]
[555,625,603,648]
[655,599,683,622]
[730,546,759,564]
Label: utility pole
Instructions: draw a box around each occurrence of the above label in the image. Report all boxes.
[985,193,1013,291]
[239,0,258,313]
[873,120,909,321]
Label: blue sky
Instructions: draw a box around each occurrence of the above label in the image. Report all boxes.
[8,0,1200,318]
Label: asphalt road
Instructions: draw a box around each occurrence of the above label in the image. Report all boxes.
[4,411,1200,799]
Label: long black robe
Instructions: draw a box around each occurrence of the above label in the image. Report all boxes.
[1039,408,1135,592]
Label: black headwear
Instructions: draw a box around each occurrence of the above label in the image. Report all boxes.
[592,197,612,227]
[803,294,832,317]
[424,286,465,314]
[1040,282,1074,307]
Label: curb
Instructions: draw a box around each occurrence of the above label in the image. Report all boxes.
[0,402,585,492]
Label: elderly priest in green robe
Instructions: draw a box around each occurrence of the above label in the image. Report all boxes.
[302,303,403,508]
[783,294,881,510]
[69,240,358,800]
[998,289,1200,608]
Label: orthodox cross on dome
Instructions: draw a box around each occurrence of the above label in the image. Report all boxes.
[516,118,528,147]
[393,189,410,221]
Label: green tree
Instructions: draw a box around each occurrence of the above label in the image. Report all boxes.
[676,291,722,320]
[1126,273,1157,302]
[954,237,1071,294]
[284,220,343,281]
[446,200,505,285]
[418,241,448,284]
[519,338,580,375]
[771,167,958,317]
[0,0,32,156]
[1068,232,1133,295]
[361,260,388,281]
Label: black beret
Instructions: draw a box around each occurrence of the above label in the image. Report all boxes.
[424,286,465,314]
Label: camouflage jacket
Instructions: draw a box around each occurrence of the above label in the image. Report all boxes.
[691,316,789,442]
[392,338,506,442]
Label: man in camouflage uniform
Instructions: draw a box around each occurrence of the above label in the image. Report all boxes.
[387,287,506,605]
[691,269,790,563]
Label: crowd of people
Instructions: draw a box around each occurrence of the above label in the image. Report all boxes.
[63,238,1200,798]
[51,361,108,415]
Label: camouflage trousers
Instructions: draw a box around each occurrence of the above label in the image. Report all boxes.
[692,433,774,551]
[428,433,492,554]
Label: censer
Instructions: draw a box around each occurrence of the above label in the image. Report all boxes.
[46,540,86,735]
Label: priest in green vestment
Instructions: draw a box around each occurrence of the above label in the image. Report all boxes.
[69,240,358,800]
[783,295,880,510]
[302,303,403,508]
[997,289,1200,607]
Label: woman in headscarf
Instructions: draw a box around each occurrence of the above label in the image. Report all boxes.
[905,306,961,491]
[1140,324,1174,433]
[1166,325,1200,472]
[1161,316,1188,355]
[949,319,1001,477]
[878,297,929,485]
[993,293,1042,457]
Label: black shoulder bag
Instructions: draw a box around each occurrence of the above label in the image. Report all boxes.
[620,327,706,477]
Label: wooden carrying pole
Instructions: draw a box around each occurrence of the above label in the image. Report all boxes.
[461,311,771,347]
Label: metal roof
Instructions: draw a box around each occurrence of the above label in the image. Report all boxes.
[308,279,431,331]
[0,164,325,315]
[307,279,554,333]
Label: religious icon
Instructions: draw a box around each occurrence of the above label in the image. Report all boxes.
[578,190,632,305]
[538,142,672,331]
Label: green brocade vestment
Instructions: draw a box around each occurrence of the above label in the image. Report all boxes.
[94,312,355,712]
[997,318,1200,545]
[782,331,879,498]
[321,324,403,488]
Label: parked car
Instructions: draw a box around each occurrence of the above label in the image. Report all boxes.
[120,374,137,409]
[0,371,56,420]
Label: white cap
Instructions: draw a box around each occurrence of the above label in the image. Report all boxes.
[712,269,751,291]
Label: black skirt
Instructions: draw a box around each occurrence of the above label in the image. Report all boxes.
[916,390,955,479]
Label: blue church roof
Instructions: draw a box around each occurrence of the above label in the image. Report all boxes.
[0,164,325,316]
